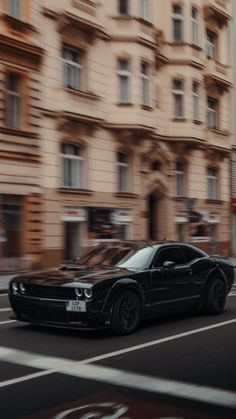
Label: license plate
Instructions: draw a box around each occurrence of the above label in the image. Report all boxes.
[66,300,86,312]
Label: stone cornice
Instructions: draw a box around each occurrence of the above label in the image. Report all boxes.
[0,34,44,70]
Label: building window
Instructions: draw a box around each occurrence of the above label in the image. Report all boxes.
[118,0,130,16]
[207,97,218,129]
[193,82,200,121]
[207,167,218,200]
[173,80,184,118]
[117,151,130,192]
[141,62,150,106]
[172,4,183,42]
[63,47,84,91]
[9,0,20,19]
[206,30,216,59]
[191,7,199,46]
[117,59,131,103]
[176,161,185,197]
[6,73,21,129]
[140,0,149,21]
[61,144,84,189]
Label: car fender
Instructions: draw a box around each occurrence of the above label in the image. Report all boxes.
[102,278,145,314]
[203,267,227,292]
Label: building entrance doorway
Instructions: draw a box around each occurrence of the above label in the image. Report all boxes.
[148,194,158,240]
[64,222,80,261]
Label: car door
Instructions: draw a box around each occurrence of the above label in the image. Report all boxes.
[149,246,196,315]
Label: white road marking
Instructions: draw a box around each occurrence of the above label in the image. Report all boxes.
[0,308,12,312]
[0,294,8,297]
[0,370,55,388]
[0,356,236,410]
[80,318,236,365]
[0,317,235,409]
[0,320,16,325]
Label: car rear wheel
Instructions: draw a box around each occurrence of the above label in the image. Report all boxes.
[111,290,141,335]
[205,277,227,315]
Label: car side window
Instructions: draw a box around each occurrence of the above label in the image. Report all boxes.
[154,247,185,267]
[181,246,203,263]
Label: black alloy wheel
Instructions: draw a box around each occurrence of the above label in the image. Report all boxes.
[111,290,141,335]
[205,277,227,315]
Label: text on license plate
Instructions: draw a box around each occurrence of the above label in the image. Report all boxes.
[66,300,86,312]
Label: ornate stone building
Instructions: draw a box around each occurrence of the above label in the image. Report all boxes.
[0,0,233,271]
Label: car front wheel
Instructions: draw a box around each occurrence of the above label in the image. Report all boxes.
[205,277,227,315]
[111,290,141,335]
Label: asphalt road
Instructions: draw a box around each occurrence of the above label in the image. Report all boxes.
[0,283,236,419]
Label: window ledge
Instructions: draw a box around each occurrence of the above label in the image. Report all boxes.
[193,120,202,125]
[2,14,38,33]
[172,118,186,122]
[0,127,39,139]
[59,188,93,195]
[190,43,202,51]
[135,17,153,27]
[205,199,223,204]
[172,196,186,201]
[207,128,231,136]
[64,88,101,101]
[114,192,138,199]
[111,15,133,20]
[141,105,153,111]
[116,102,133,107]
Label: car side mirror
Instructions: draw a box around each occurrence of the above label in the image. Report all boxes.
[163,260,176,269]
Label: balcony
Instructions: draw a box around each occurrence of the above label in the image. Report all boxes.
[43,0,108,40]
[204,0,231,27]
[109,15,156,49]
[205,60,232,93]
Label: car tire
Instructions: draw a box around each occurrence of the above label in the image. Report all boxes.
[205,277,227,315]
[111,290,141,335]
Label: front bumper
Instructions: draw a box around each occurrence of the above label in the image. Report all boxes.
[9,294,110,331]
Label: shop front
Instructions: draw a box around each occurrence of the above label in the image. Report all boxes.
[0,195,23,271]
[175,209,220,254]
[63,207,87,261]
[87,208,133,246]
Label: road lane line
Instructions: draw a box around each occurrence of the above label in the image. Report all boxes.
[63,363,236,409]
[0,370,55,388]
[0,360,236,410]
[80,318,236,364]
[0,320,16,325]
[0,294,8,297]
[0,308,11,312]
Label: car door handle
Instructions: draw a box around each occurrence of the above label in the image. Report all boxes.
[186,268,192,275]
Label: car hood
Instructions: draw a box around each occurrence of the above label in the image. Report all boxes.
[13,265,134,287]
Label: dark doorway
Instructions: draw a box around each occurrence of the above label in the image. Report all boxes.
[148,194,157,240]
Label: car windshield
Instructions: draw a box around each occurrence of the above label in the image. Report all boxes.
[76,244,155,269]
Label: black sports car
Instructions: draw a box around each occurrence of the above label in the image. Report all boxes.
[9,241,234,335]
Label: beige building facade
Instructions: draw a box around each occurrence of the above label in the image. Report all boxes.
[0,0,233,271]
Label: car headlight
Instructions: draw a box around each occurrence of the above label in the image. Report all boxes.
[84,288,93,299]
[75,288,83,297]
[19,283,26,293]
[12,282,18,292]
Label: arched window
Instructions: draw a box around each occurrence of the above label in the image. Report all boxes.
[61,143,84,188]
[117,151,130,192]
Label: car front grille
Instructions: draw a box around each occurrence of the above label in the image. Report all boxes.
[24,284,75,300]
